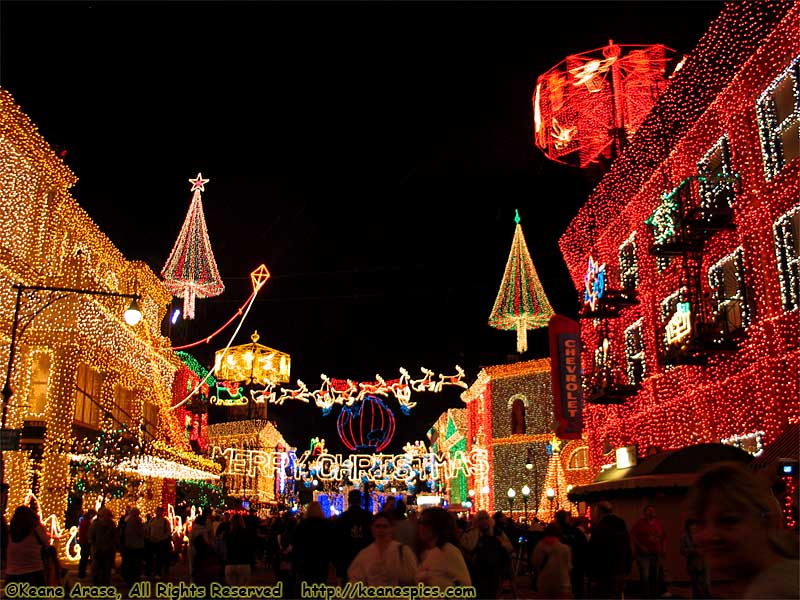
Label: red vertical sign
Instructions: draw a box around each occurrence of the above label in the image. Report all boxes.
[549,314,583,439]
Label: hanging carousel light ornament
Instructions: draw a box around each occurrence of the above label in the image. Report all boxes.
[161,173,225,319]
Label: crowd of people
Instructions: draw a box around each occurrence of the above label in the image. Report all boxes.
[0,462,798,599]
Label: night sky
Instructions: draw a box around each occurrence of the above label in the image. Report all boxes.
[1,1,724,453]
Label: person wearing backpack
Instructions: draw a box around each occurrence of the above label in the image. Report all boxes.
[461,510,513,599]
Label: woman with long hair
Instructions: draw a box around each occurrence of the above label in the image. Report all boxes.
[686,462,799,599]
[6,505,49,585]
[348,511,418,586]
[416,507,471,591]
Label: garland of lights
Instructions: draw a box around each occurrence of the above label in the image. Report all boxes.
[557,1,799,471]
[488,210,555,353]
[161,174,225,319]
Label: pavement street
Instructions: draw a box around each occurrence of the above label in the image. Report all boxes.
[59,554,539,599]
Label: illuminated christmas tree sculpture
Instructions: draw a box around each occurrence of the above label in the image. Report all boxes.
[489,210,555,353]
[162,173,225,319]
[536,437,573,523]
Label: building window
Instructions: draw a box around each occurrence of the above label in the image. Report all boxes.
[591,334,613,391]
[618,233,639,292]
[74,363,102,428]
[143,401,159,441]
[708,247,750,333]
[757,55,799,180]
[510,398,526,435]
[112,386,135,428]
[698,135,736,210]
[773,205,800,311]
[567,446,589,470]
[661,287,690,352]
[28,352,51,416]
[624,319,646,385]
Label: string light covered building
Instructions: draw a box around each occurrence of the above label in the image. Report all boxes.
[558,0,799,471]
[207,419,289,507]
[461,359,590,518]
[427,408,469,507]
[0,89,219,555]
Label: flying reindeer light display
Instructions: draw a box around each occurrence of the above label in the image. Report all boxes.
[252,366,468,415]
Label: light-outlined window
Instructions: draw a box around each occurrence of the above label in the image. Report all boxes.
[660,287,690,352]
[708,248,750,333]
[592,335,612,389]
[567,446,589,470]
[624,319,646,385]
[112,386,135,428]
[28,351,51,416]
[74,363,102,428]
[618,233,639,293]
[510,397,526,435]
[698,135,736,210]
[773,205,800,311]
[143,401,159,441]
[757,55,799,180]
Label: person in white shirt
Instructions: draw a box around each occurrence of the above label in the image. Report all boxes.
[532,523,573,599]
[348,512,418,586]
[416,507,472,592]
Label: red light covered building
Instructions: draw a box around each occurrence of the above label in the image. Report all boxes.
[558,0,799,471]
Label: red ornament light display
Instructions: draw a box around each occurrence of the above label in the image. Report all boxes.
[337,395,396,453]
[533,41,674,167]
[557,0,799,472]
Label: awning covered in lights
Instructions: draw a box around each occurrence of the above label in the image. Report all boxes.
[69,453,220,481]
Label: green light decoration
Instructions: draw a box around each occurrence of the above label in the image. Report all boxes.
[645,190,681,246]
[489,210,555,353]
[176,351,217,387]
[176,479,227,509]
[72,425,142,504]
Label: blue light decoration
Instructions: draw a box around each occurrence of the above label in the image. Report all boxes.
[583,255,606,311]
[317,494,332,518]
[336,395,396,453]
[171,308,181,324]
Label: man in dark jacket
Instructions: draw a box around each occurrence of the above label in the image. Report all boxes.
[333,490,373,583]
[587,501,632,599]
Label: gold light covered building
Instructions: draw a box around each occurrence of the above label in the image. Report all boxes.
[0,89,219,556]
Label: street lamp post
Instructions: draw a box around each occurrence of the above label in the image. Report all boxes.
[521,484,530,524]
[1,283,142,485]
[546,487,555,521]
[507,487,516,520]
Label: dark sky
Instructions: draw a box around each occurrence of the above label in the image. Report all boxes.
[1,0,723,453]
